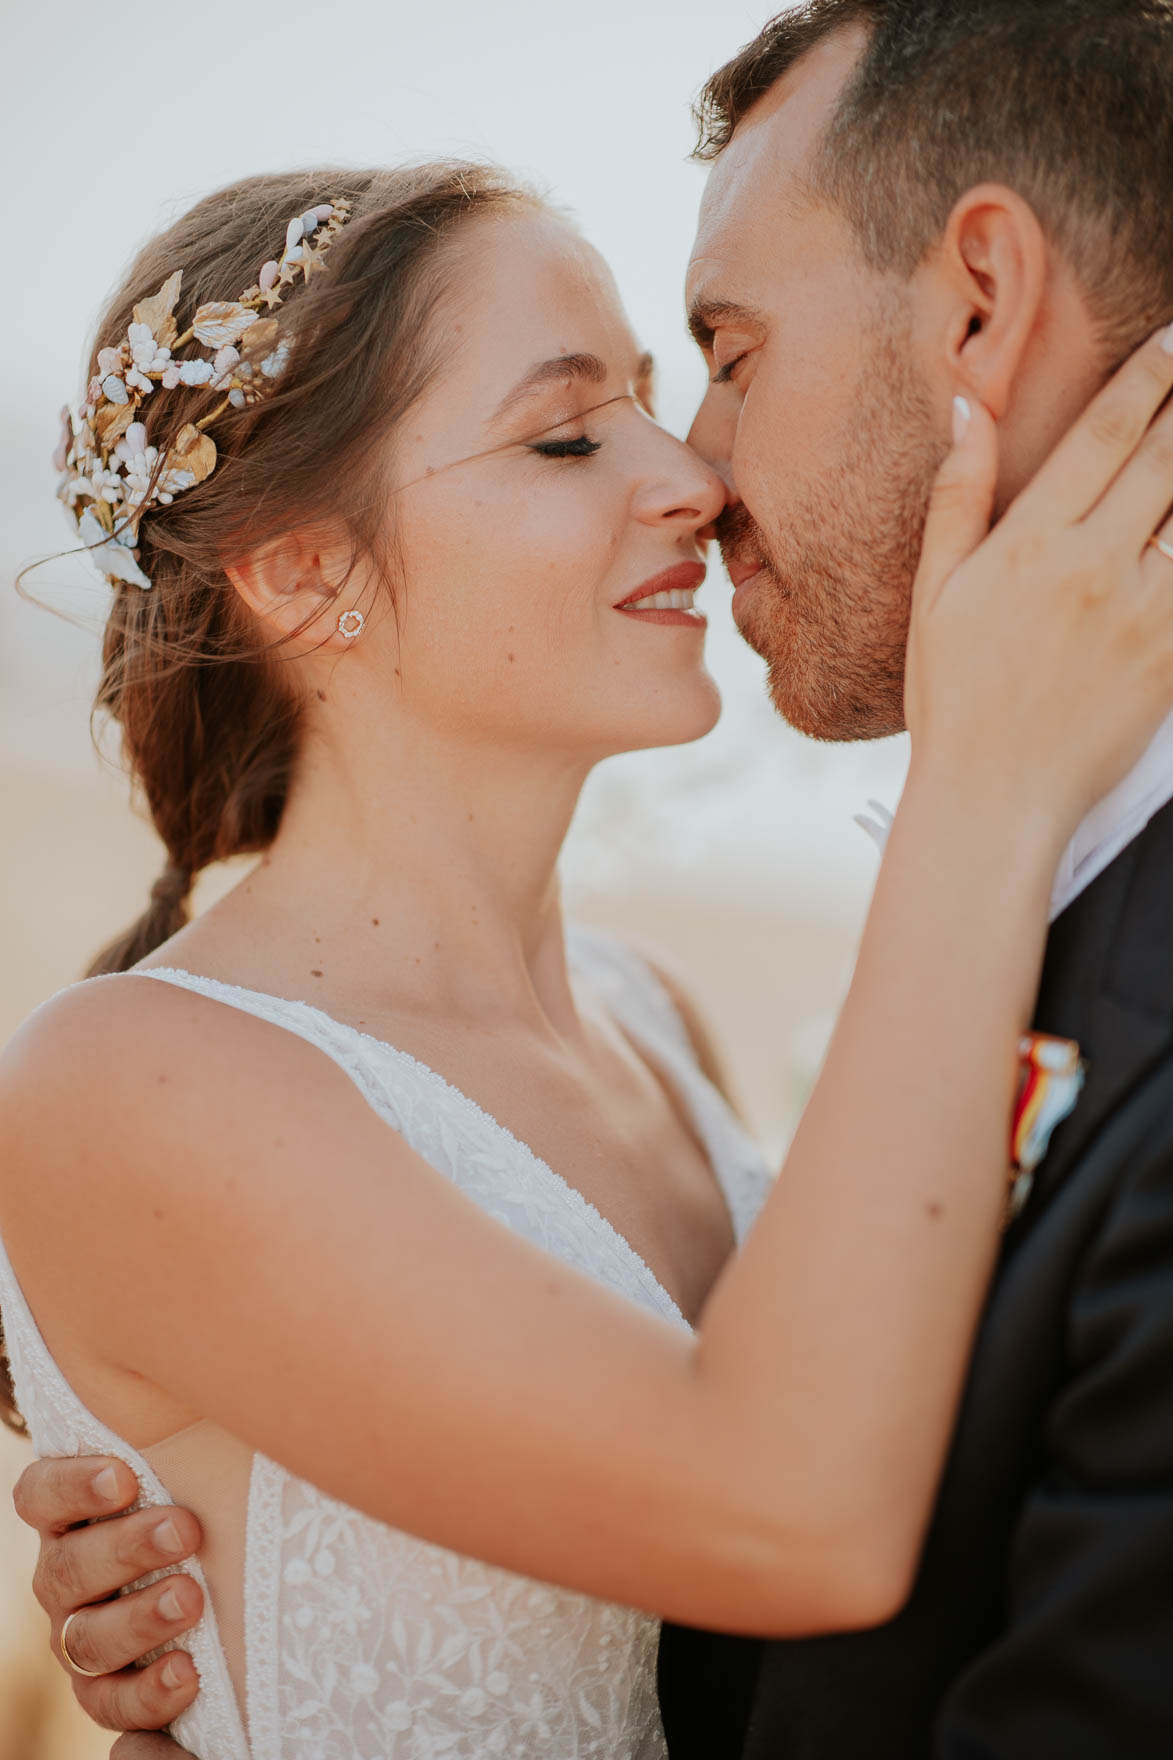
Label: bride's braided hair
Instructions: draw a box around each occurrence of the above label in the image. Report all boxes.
[0,162,532,1436]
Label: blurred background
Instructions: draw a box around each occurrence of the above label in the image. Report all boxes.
[1,0,908,1750]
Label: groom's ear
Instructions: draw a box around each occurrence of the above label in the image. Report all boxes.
[933,184,1049,421]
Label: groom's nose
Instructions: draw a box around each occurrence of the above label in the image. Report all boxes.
[686,390,740,505]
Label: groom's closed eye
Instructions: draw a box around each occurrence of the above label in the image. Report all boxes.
[686,294,767,353]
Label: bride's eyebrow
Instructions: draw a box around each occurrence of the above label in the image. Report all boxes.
[491,353,609,426]
[489,350,656,430]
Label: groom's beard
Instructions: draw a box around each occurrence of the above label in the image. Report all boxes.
[719,322,946,744]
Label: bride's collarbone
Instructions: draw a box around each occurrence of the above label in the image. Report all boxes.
[339,1000,737,1316]
[127,956,735,1319]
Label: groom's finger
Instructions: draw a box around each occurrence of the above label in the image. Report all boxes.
[1010,324,1173,527]
[33,1503,202,1616]
[53,1573,203,1679]
[76,1653,198,1733]
[13,1455,139,1535]
[912,396,999,611]
[112,1737,193,1760]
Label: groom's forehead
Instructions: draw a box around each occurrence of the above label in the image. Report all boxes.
[686,26,866,288]
[686,132,811,314]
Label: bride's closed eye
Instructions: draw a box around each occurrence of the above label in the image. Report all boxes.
[522,390,646,463]
[529,435,604,459]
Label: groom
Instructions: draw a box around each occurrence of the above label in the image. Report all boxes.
[661,3,1173,1756]
[14,2,1173,1755]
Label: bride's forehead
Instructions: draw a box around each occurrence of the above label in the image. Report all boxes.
[442,215,639,379]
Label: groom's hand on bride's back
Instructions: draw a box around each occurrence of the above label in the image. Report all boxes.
[12,1452,202,1739]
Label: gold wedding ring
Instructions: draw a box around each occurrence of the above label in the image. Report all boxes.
[60,1609,106,1679]
[1148,535,1173,565]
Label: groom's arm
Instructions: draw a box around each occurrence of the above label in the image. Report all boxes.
[936,1066,1173,1758]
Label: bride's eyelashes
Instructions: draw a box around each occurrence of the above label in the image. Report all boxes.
[519,391,640,462]
[529,435,604,460]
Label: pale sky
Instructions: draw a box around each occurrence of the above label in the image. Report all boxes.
[1,0,908,917]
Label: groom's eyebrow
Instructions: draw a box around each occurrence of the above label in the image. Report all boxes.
[687,296,765,349]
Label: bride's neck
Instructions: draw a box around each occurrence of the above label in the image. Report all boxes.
[236,709,592,1027]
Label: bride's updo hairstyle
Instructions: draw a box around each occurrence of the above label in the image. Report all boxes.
[78,162,533,978]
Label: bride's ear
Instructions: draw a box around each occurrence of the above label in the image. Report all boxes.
[936,185,1048,422]
[225,528,360,652]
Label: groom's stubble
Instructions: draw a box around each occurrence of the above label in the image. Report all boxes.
[717,305,946,746]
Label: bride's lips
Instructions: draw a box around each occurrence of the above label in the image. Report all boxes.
[614,560,708,629]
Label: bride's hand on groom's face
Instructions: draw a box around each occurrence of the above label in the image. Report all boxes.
[905,325,1173,844]
[11,1453,202,1734]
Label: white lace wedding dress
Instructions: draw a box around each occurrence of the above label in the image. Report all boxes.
[0,925,771,1760]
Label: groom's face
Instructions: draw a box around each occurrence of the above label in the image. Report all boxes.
[686,29,948,743]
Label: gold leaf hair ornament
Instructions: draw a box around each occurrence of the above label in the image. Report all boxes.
[55,198,352,590]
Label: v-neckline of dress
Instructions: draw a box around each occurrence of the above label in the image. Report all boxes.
[136,958,737,1331]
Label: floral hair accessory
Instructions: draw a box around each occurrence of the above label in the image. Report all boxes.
[56,198,352,590]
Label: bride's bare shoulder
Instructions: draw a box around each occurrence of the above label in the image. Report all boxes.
[0,972,350,1163]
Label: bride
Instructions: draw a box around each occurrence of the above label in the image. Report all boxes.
[4,160,1173,1760]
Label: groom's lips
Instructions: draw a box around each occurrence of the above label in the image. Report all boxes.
[725,554,765,589]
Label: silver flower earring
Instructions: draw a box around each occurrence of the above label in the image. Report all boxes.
[337,608,365,640]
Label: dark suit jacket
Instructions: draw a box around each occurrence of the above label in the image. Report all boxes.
[659,797,1173,1760]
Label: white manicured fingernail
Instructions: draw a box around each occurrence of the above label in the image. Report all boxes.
[1161,324,1173,355]
[159,1585,185,1622]
[952,396,971,442]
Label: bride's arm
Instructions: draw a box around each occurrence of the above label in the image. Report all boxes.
[6,332,1173,1649]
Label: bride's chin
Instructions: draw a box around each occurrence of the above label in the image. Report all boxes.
[612,678,724,755]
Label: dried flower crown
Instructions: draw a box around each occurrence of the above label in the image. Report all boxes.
[55,198,352,590]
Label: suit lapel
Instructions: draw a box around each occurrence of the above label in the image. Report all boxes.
[1018,798,1173,1219]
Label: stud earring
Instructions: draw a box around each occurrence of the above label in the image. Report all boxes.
[337,608,365,640]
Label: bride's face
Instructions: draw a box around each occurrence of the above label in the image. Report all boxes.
[374,208,727,761]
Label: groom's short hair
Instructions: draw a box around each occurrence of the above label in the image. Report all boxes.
[697,0,1173,359]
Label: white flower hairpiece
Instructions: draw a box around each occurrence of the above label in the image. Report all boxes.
[55,197,352,590]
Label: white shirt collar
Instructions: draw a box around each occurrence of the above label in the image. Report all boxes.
[1049,706,1173,918]
[856,708,1173,922]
